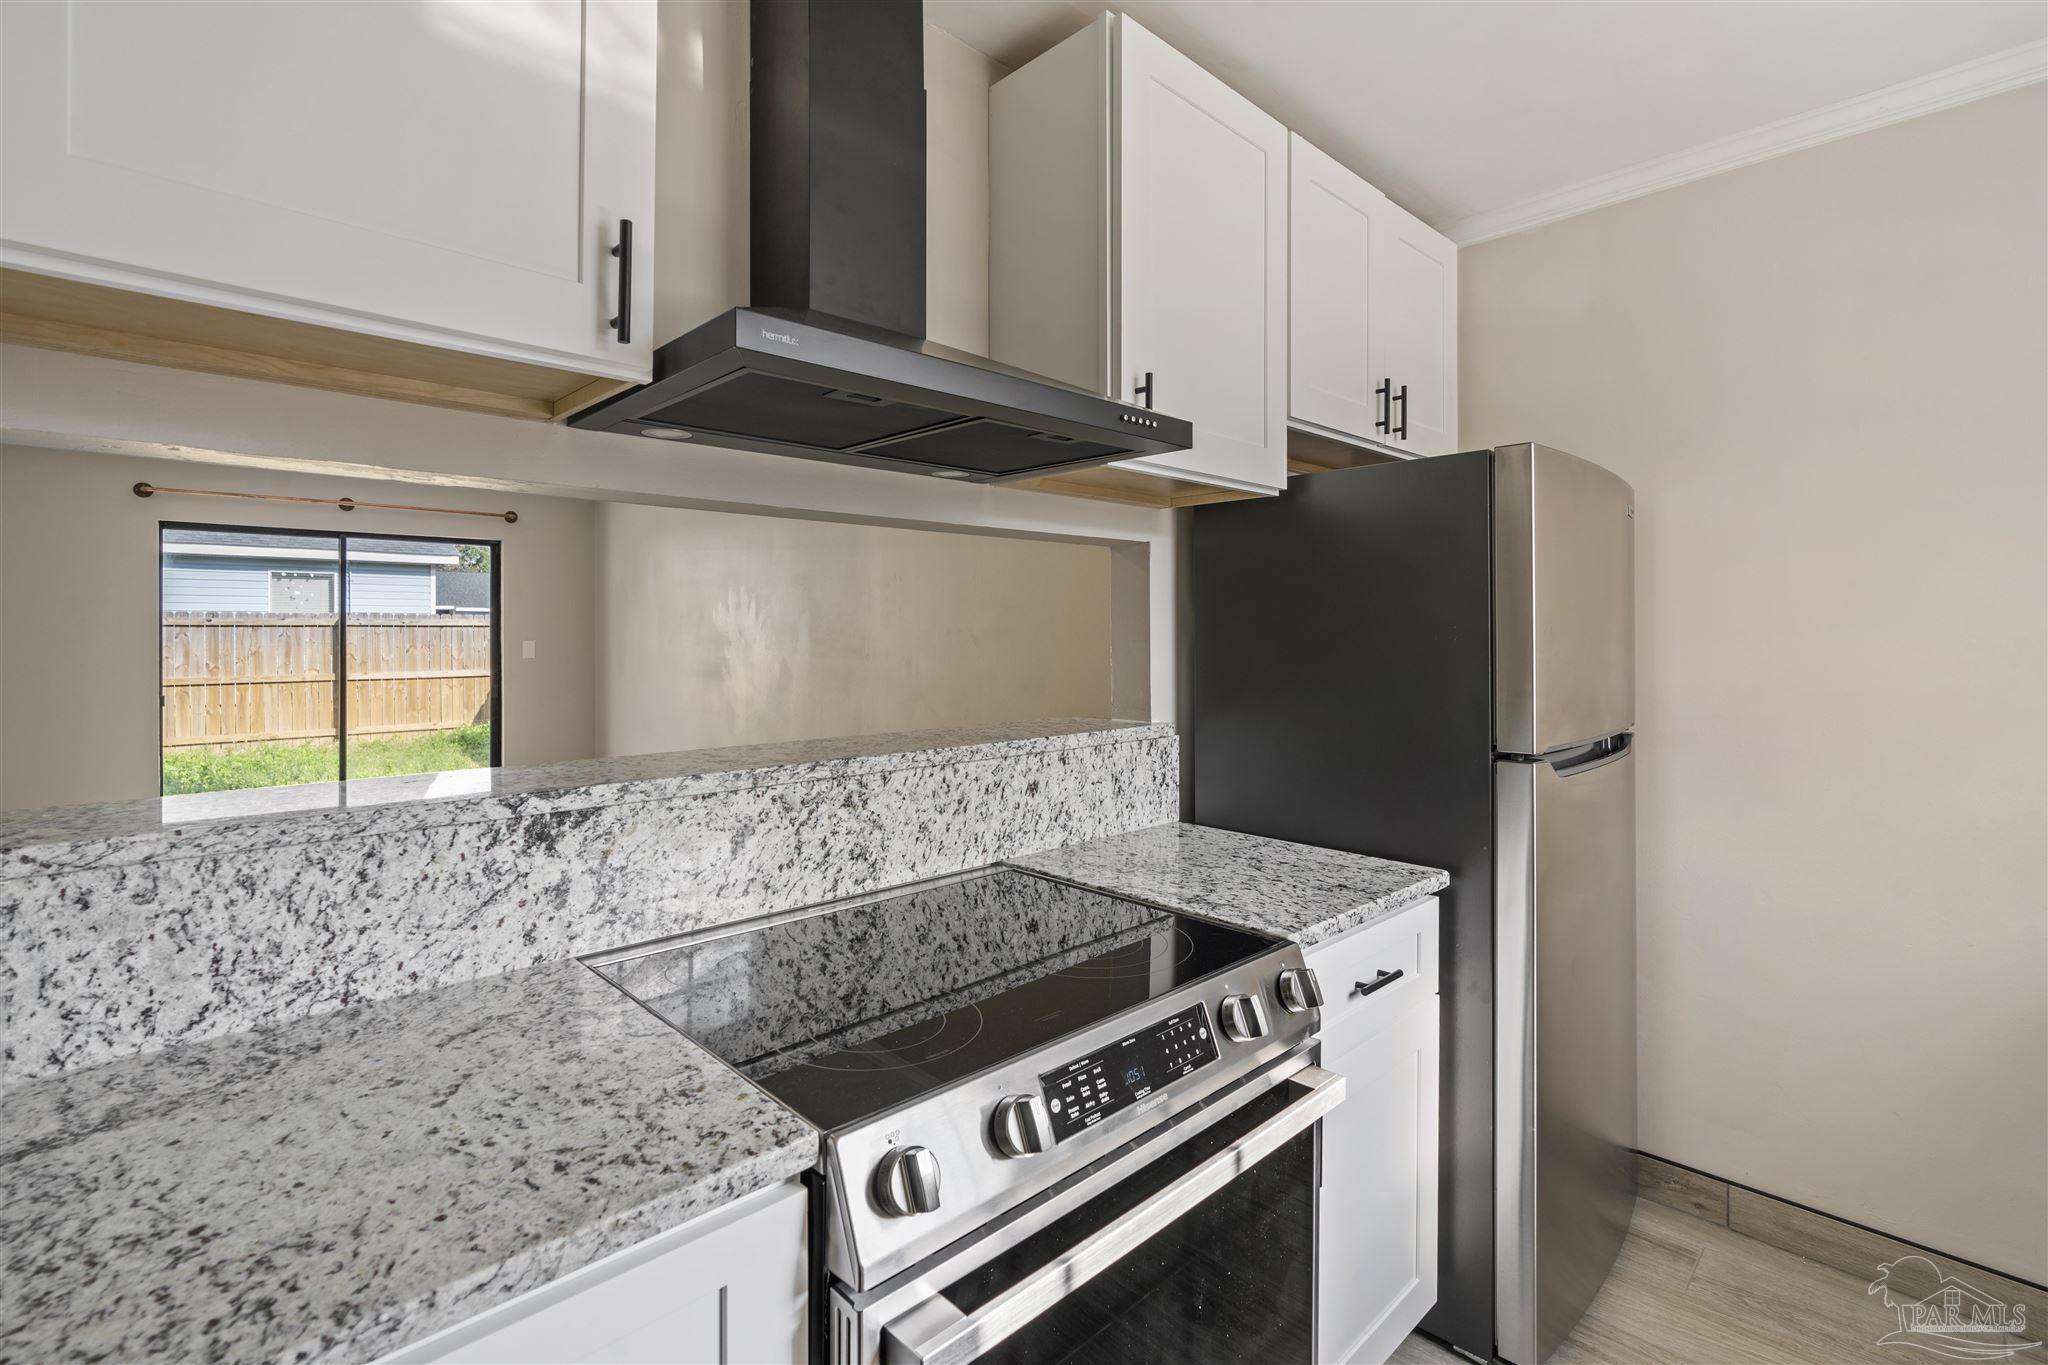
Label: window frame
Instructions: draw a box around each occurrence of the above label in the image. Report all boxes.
[266,567,338,614]
[159,521,503,790]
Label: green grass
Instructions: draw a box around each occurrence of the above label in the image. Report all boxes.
[162,724,493,795]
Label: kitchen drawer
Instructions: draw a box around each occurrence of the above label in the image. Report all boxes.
[1305,897,1439,1044]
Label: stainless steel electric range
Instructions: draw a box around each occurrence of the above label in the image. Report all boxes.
[588,865,1343,1365]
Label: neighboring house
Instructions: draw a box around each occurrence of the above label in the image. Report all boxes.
[430,565,492,614]
[160,529,489,615]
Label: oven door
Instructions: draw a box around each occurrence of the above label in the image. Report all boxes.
[856,1058,1342,1365]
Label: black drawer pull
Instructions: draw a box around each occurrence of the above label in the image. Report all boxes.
[1134,370,1154,410]
[1354,968,1404,998]
[1392,383,1409,439]
[1375,378,1391,434]
[609,219,633,344]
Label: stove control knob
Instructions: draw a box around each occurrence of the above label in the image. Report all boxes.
[1277,967,1325,1014]
[873,1146,942,1216]
[991,1095,1052,1158]
[1219,993,1270,1043]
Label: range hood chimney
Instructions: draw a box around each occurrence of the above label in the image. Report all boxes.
[570,0,1193,481]
[752,0,926,338]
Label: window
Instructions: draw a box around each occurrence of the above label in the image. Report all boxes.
[160,525,500,795]
[268,570,336,613]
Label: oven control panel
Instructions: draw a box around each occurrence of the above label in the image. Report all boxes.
[1038,1003,1219,1143]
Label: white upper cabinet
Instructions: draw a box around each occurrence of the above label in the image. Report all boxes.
[1369,196,1459,457]
[1289,134,1387,442]
[991,15,1289,495]
[1115,19,1289,492]
[0,0,656,381]
[1288,135,1459,457]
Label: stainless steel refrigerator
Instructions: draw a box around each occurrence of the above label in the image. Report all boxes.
[1189,443,1636,1365]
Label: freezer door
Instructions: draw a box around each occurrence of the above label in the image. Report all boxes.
[1495,738,1637,1365]
[1495,444,1635,755]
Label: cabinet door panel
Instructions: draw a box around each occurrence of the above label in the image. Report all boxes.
[1369,202,1458,457]
[0,0,653,378]
[1289,135,1383,442]
[1115,17,1286,492]
[385,1183,807,1365]
[1318,1003,1440,1365]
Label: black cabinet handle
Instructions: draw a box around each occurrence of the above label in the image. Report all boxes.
[1134,371,1154,410]
[1392,383,1409,440]
[1354,968,1404,998]
[609,219,633,344]
[1375,379,1392,434]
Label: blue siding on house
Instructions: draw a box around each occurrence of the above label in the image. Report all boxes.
[160,555,437,614]
[162,555,311,612]
[347,562,435,614]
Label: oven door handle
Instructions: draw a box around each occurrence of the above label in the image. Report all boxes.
[880,1064,1345,1365]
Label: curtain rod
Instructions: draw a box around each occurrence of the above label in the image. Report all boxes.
[132,482,518,524]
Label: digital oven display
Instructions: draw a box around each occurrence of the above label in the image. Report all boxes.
[1038,1003,1220,1143]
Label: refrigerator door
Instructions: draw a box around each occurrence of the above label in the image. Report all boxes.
[1495,737,1637,1365]
[1495,444,1635,755]
[1189,450,1501,1360]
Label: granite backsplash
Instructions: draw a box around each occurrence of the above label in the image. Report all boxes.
[0,720,1178,1086]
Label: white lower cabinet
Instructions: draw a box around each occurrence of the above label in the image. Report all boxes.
[1311,901,1441,1365]
[382,1182,808,1365]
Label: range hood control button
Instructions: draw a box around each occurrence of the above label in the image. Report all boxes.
[873,1146,941,1216]
[1219,993,1269,1043]
[1277,967,1325,1013]
[990,1095,1052,1158]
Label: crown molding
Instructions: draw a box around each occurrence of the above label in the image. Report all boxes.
[1444,39,2048,246]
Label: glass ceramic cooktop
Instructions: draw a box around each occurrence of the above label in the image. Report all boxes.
[593,867,1279,1131]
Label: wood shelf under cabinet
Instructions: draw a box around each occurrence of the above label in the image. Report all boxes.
[1014,428,1403,508]
[1286,424,1407,474]
[0,269,631,423]
[1012,464,1267,509]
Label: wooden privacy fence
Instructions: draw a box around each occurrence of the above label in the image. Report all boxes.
[161,612,491,749]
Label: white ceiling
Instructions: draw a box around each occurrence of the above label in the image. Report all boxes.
[926,1,2047,240]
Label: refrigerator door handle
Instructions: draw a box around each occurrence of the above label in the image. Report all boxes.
[1546,732,1632,778]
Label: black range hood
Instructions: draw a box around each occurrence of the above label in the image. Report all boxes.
[570,0,1192,481]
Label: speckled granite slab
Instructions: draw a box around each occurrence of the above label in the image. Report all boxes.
[0,959,817,1365]
[1010,823,1447,947]
[0,720,1168,877]
[2,722,1177,1084]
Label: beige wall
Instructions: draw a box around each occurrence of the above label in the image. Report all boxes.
[595,501,1112,755]
[652,0,747,343]
[0,443,1125,811]
[925,24,1008,356]
[1460,86,2047,1280]
[0,445,599,810]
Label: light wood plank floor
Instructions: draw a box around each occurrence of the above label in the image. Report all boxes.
[1390,1199,2039,1365]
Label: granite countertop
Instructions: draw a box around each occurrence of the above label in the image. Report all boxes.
[0,813,1430,1364]
[0,719,1169,878]
[1010,822,1449,946]
[0,960,817,1365]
